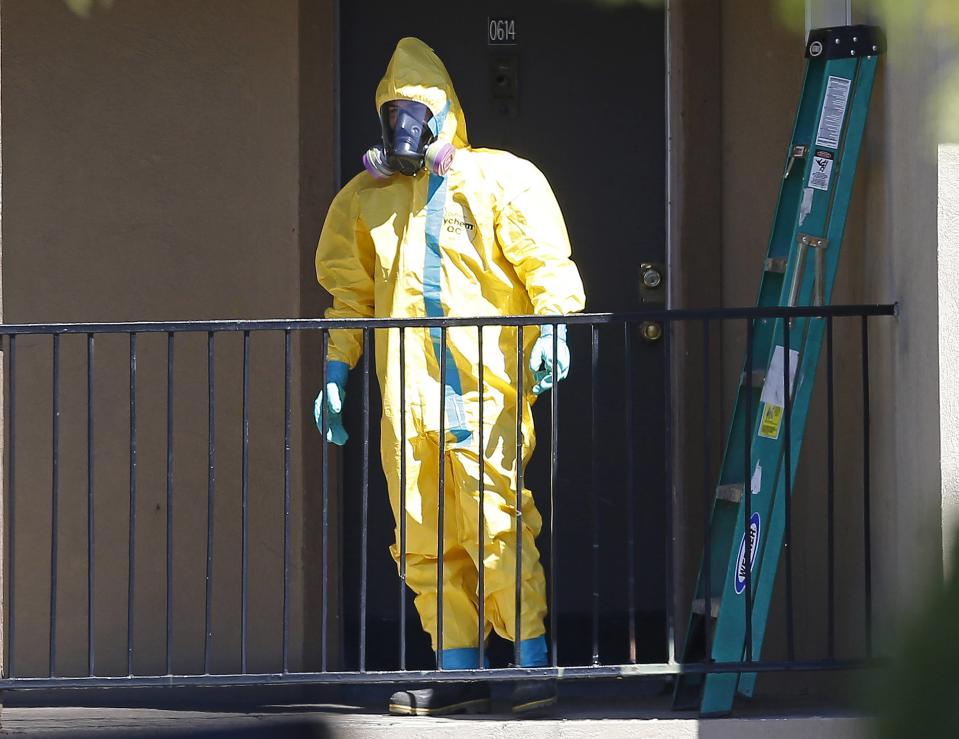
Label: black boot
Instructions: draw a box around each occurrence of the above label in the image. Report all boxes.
[388,682,491,716]
[511,679,558,715]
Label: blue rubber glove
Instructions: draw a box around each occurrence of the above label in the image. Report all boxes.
[314,360,349,446]
[528,325,570,395]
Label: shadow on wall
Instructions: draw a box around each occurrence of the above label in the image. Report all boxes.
[775,0,959,143]
[868,534,959,738]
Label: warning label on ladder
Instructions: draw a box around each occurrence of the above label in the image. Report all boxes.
[757,346,799,439]
[759,403,783,439]
[808,150,834,191]
[814,76,851,150]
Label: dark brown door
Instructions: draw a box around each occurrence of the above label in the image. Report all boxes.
[338,0,666,669]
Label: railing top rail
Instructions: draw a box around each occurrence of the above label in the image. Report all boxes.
[0,303,897,335]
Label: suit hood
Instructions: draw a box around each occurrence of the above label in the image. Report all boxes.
[375,37,470,149]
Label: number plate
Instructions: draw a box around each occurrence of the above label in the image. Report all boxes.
[487,17,517,45]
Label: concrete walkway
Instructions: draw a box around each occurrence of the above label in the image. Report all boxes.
[0,697,875,738]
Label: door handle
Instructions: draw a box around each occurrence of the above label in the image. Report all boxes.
[639,262,665,343]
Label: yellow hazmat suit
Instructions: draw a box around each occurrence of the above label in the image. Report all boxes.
[315,37,585,665]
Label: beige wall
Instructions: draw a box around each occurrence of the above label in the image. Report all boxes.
[672,0,829,678]
[672,0,946,700]
[1,0,336,676]
[859,4,945,644]
[716,0,879,693]
[296,0,340,672]
[0,0,947,695]
[939,144,959,570]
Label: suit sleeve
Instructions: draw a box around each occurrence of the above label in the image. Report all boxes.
[315,183,376,368]
[494,161,586,316]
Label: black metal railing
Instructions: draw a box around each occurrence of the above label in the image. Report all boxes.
[0,303,895,690]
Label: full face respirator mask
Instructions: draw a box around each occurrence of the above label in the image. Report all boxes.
[362,99,455,179]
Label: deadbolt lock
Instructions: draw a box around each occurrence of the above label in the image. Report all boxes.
[639,262,666,304]
[642,265,662,289]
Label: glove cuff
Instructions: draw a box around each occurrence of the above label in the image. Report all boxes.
[538,324,567,342]
[326,360,349,389]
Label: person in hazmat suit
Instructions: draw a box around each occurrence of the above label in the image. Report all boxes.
[314,37,585,716]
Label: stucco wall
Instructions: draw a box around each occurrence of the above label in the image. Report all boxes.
[939,144,959,569]
[672,0,946,700]
[1,0,334,676]
[722,0,945,684]
[721,0,946,691]
[715,0,857,695]
[856,7,943,650]
[0,0,947,694]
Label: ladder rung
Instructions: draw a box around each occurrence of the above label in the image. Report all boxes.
[764,257,788,273]
[692,598,721,619]
[740,369,766,388]
[715,483,743,503]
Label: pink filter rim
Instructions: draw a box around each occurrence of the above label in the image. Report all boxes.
[427,143,456,176]
[362,150,392,180]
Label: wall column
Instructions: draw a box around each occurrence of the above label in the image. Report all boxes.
[938,146,959,572]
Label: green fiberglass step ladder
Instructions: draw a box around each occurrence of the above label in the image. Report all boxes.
[672,25,884,717]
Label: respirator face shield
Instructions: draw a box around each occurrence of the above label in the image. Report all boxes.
[362,99,456,179]
[379,100,434,175]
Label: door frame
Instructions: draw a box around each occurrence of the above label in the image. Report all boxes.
[326,0,688,665]
[664,0,724,656]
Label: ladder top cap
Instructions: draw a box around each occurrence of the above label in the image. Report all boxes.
[806,25,885,59]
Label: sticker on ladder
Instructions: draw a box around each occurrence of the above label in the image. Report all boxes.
[815,76,852,150]
[798,187,814,226]
[734,513,762,595]
[760,345,799,407]
[751,461,762,495]
[759,403,783,439]
[758,345,799,440]
[808,150,834,191]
